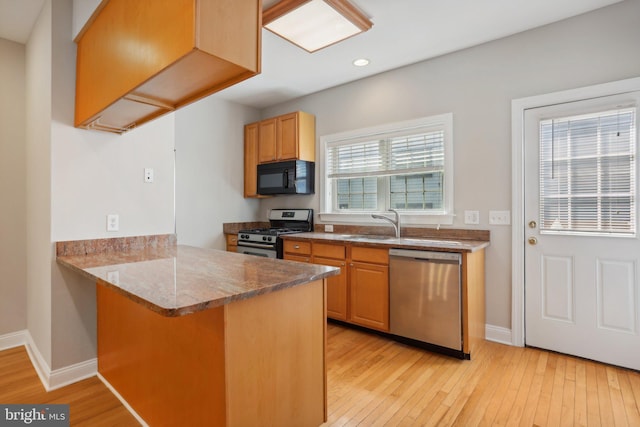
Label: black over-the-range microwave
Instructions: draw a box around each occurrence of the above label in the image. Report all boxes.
[257,160,315,195]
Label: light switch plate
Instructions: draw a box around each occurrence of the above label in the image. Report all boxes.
[107,214,119,231]
[489,210,511,225]
[325,224,334,232]
[144,168,154,183]
[464,210,480,225]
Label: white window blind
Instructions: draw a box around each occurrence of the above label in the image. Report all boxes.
[539,107,637,235]
[326,128,445,179]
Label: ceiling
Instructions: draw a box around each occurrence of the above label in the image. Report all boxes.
[0,0,624,109]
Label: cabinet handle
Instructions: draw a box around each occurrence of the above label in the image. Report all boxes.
[294,245,300,249]
[341,262,345,266]
[350,263,354,267]
[231,238,237,243]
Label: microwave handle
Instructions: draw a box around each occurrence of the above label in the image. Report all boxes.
[283,169,289,189]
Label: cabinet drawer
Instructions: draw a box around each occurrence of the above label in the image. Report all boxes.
[226,234,239,246]
[283,240,311,255]
[351,246,389,265]
[312,243,346,260]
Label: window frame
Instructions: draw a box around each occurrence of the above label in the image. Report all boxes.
[319,114,455,225]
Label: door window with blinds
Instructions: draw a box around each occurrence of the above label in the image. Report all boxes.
[321,114,453,217]
[539,107,637,236]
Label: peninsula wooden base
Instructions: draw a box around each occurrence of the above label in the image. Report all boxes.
[97,279,327,427]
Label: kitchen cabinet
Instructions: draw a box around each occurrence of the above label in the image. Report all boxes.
[244,111,315,197]
[281,234,487,358]
[283,240,311,262]
[243,123,271,198]
[225,234,238,252]
[313,243,348,321]
[254,111,316,164]
[284,240,389,331]
[348,247,389,331]
[75,0,261,133]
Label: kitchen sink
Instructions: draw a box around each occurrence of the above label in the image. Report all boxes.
[402,238,463,246]
[340,234,395,241]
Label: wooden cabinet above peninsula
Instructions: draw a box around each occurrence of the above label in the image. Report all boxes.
[75,0,261,133]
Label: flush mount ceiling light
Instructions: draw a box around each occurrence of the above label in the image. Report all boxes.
[352,58,369,67]
[263,0,373,53]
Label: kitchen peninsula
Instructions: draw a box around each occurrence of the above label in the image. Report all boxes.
[56,234,339,427]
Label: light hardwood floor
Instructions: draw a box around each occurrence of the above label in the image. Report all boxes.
[2,323,639,426]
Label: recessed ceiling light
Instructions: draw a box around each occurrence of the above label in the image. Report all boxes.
[353,58,369,67]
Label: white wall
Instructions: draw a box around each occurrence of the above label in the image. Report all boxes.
[260,0,640,331]
[0,39,27,336]
[21,0,176,370]
[174,95,260,249]
[71,0,101,40]
[26,0,53,368]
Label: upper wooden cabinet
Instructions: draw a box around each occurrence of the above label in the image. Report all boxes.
[256,111,316,164]
[75,0,261,133]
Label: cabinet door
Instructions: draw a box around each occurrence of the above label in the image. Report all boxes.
[244,123,259,198]
[349,262,389,331]
[283,254,311,263]
[277,112,299,160]
[258,118,277,163]
[225,234,238,252]
[314,256,347,321]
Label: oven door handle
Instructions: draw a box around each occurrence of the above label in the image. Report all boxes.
[237,241,275,249]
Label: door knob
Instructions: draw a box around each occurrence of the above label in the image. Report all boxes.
[528,237,538,245]
[528,220,537,229]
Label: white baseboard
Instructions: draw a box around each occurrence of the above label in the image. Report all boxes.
[0,330,28,351]
[22,331,97,391]
[485,324,514,346]
[98,373,149,427]
[49,358,97,390]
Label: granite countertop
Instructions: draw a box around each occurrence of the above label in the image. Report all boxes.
[281,232,490,253]
[57,239,339,317]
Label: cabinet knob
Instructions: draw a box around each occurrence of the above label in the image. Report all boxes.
[528,236,538,245]
[294,245,300,249]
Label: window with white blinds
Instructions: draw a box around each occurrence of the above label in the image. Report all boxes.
[539,107,637,235]
[321,114,453,215]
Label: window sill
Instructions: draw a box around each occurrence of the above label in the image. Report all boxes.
[318,212,455,227]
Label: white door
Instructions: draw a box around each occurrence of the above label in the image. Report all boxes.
[524,92,640,370]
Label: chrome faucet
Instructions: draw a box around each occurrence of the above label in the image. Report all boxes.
[371,209,401,238]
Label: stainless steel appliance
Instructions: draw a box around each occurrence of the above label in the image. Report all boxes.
[257,160,315,195]
[389,248,463,354]
[237,209,313,258]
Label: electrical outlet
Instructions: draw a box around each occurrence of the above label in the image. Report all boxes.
[325,224,334,232]
[107,214,119,231]
[464,210,480,225]
[489,210,511,225]
[144,168,154,183]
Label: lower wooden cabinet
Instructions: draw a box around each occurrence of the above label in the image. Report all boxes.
[316,256,348,321]
[284,239,389,332]
[349,261,389,331]
[225,234,238,252]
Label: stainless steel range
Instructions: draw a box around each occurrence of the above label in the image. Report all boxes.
[237,209,313,258]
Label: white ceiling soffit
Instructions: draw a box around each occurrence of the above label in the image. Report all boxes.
[0,0,624,108]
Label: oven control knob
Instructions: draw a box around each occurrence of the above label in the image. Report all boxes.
[262,236,267,241]
[267,236,273,242]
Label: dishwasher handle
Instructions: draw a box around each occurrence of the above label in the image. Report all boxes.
[389,248,461,264]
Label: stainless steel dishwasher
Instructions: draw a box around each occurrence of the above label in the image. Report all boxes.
[389,248,462,352]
